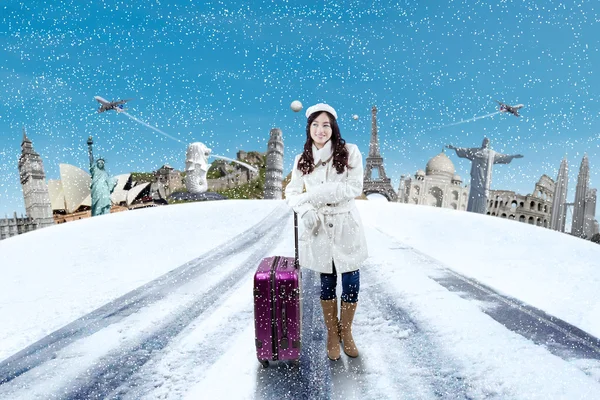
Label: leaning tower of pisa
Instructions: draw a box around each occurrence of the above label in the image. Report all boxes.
[264,128,284,199]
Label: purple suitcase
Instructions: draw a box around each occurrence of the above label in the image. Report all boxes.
[254,213,301,367]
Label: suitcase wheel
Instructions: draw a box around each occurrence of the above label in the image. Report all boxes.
[259,360,269,368]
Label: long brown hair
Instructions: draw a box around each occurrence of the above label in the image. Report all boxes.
[297,111,350,175]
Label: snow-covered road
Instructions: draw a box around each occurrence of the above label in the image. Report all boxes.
[1,205,600,399]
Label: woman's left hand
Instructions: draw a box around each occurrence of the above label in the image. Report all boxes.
[302,209,319,230]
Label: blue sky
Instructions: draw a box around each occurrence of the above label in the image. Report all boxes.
[1,0,599,219]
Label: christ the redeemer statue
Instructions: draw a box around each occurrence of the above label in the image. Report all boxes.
[446,137,523,214]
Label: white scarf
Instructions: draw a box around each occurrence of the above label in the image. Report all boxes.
[312,140,333,166]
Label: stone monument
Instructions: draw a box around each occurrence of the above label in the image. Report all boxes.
[446,137,523,214]
[184,142,212,193]
[264,128,284,199]
[87,136,118,216]
[168,142,227,202]
[18,128,55,228]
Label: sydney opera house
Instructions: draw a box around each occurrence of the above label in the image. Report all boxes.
[48,164,153,223]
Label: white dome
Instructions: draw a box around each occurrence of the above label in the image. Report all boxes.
[426,152,455,178]
[366,193,388,201]
[415,169,425,177]
[452,174,462,182]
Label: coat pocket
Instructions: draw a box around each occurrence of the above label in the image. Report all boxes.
[339,212,363,254]
[298,226,318,268]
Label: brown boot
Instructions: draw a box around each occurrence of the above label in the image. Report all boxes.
[339,301,359,358]
[320,299,341,360]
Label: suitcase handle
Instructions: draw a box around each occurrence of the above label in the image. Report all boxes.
[293,212,299,269]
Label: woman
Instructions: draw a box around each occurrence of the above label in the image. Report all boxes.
[285,103,368,361]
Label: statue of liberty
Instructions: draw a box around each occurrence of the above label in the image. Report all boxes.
[87,136,118,216]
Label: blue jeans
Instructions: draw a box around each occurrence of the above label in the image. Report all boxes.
[320,264,360,303]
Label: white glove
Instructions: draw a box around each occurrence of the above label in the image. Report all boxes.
[286,192,310,209]
[302,209,319,231]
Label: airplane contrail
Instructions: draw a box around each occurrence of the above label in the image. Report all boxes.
[212,154,259,172]
[435,111,501,129]
[122,112,258,172]
[121,112,184,144]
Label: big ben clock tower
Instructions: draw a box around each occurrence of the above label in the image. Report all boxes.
[18,128,54,229]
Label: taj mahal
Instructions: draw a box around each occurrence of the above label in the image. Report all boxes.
[397,151,469,210]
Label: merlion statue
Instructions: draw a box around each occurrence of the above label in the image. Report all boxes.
[446,137,523,214]
[185,142,212,193]
[87,137,117,216]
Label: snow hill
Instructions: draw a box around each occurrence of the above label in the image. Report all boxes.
[1,200,600,399]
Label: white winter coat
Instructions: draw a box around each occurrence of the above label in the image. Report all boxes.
[285,141,368,274]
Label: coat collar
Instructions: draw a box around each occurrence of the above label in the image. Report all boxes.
[312,140,333,165]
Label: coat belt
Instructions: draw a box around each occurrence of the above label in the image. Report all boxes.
[318,199,354,215]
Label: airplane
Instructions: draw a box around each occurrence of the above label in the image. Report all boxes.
[496,100,524,117]
[94,96,133,113]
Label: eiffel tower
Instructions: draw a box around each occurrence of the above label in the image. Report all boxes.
[363,106,397,201]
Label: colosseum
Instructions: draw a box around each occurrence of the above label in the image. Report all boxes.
[487,175,555,228]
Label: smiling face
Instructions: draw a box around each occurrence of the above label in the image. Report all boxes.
[310,112,333,149]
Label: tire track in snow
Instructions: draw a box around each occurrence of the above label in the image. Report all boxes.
[0,203,290,387]
[117,269,260,400]
[119,270,334,400]
[121,263,334,399]
[373,227,600,380]
[359,278,473,400]
[353,227,474,399]
[0,204,291,397]
[59,209,289,400]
